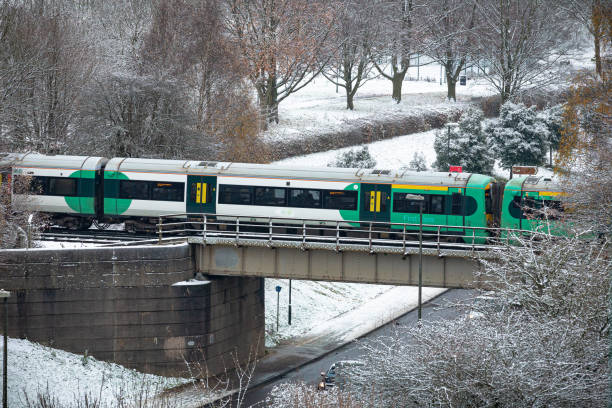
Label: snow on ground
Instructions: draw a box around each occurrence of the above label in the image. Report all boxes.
[274,128,439,170]
[34,241,99,249]
[265,279,394,347]
[274,127,555,180]
[263,74,495,143]
[1,337,192,407]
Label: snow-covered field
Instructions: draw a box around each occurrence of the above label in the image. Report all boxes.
[263,72,495,143]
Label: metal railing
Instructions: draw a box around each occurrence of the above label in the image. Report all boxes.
[155,213,542,255]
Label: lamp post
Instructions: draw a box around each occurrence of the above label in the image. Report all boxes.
[403,194,425,322]
[0,290,10,408]
[275,285,282,332]
[288,279,292,325]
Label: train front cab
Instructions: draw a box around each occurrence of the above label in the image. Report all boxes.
[500,176,564,236]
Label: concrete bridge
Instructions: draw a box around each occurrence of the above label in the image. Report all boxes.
[0,215,509,378]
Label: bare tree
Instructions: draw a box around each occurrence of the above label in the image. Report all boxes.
[561,0,611,79]
[473,0,569,103]
[370,0,417,103]
[321,0,377,110]
[420,0,477,101]
[224,0,336,125]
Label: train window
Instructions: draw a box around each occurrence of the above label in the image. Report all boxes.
[254,187,287,206]
[509,196,523,219]
[429,195,445,214]
[219,185,253,205]
[13,175,45,195]
[451,193,463,215]
[289,189,322,208]
[151,182,184,202]
[393,193,423,213]
[513,196,564,220]
[463,196,477,216]
[323,190,358,210]
[48,177,78,197]
[119,180,150,200]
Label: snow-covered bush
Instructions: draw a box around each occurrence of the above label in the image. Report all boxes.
[345,231,610,407]
[486,102,549,172]
[328,146,376,169]
[433,107,494,174]
[408,152,428,172]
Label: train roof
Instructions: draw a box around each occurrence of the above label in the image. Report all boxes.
[506,175,562,192]
[6,153,107,172]
[4,154,497,188]
[109,157,493,188]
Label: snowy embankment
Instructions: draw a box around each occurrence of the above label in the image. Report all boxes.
[264,279,394,347]
[3,337,191,407]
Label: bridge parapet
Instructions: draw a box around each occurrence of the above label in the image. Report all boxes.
[156,213,514,288]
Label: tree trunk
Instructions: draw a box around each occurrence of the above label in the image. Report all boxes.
[594,31,602,78]
[446,75,457,101]
[392,73,405,103]
[346,90,354,110]
[550,146,553,167]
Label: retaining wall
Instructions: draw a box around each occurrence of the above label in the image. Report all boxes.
[0,243,265,377]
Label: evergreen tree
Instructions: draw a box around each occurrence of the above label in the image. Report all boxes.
[433,108,494,174]
[487,102,549,174]
[537,104,564,166]
[329,146,376,169]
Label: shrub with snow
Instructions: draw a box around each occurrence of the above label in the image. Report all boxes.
[486,102,549,172]
[328,146,376,169]
[408,152,428,172]
[433,107,494,174]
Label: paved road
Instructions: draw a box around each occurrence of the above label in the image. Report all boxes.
[242,288,475,407]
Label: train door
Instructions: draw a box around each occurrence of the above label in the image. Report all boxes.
[447,187,465,236]
[187,175,216,214]
[359,184,391,224]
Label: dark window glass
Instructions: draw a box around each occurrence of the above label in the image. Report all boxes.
[509,196,523,219]
[393,193,425,213]
[48,177,78,196]
[429,195,445,214]
[254,187,286,206]
[451,193,463,215]
[219,185,253,205]
[463,196,477,216]
[119,180,150,200]
[289,189,322,208]
[513,196,564,220]
[26,176,46,195]
[323,190,358,210]
[151,182,184,202]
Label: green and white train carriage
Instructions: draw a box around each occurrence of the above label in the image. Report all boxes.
[103,158,497,241]
[3,153,503,242]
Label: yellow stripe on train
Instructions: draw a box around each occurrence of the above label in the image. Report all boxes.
[392,184,449,191]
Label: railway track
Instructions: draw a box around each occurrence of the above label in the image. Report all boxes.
[39,228,153,244]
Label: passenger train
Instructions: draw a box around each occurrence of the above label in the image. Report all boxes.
[0,153,564,240]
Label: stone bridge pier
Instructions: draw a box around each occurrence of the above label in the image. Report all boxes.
[0,243,264,377]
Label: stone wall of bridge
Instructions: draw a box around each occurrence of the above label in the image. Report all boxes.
[0,243,265,377]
